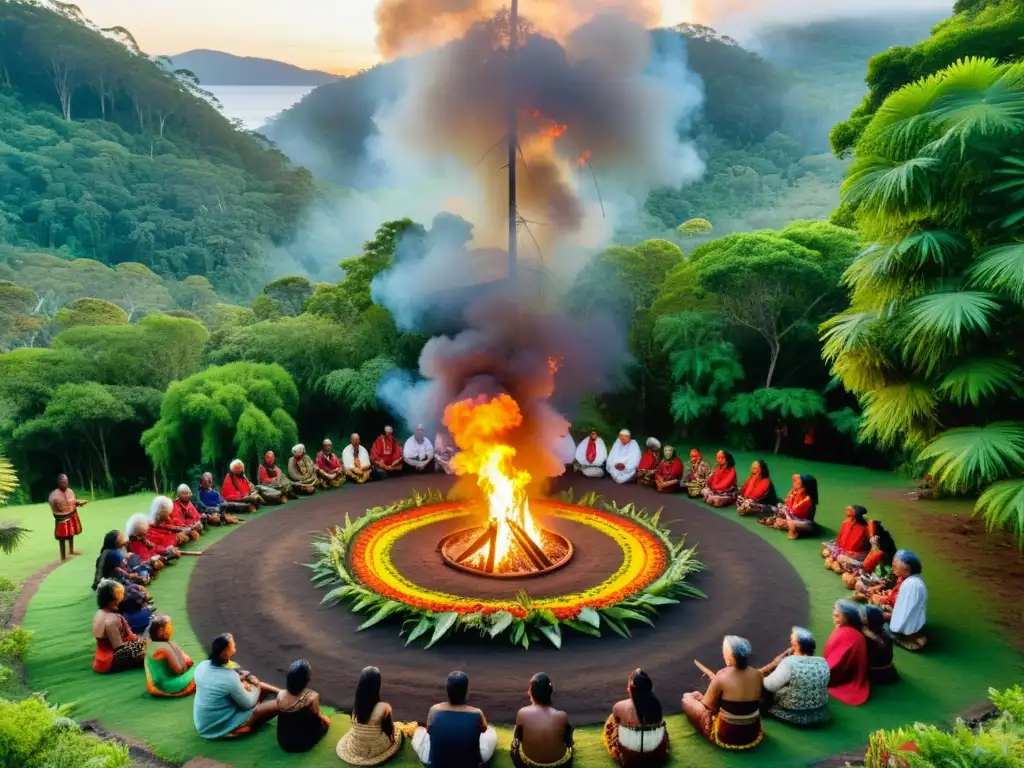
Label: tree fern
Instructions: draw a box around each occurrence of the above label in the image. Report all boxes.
[919,422,1024,492]
[976,479,1024,548]
[969,243,1024,304]
[938,358,1022,406]
[859,383,938,449]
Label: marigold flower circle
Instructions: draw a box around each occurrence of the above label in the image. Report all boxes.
[349,500,667,616]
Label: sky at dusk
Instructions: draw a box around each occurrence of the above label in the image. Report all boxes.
[71,0,951,74]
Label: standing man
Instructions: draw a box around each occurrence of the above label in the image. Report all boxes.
[48,473,86,561]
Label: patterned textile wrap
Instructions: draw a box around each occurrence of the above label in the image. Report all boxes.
[602,716,669,767]
[511,742,573,768]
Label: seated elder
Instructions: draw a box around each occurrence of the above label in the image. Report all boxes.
[682,636,764,750]
[404,425,435,473]
[119,582,154,636]
[654,446,684,494]
[862,605,900,685]
[221,460,265,511]
[701,451,738,507]
[93,579,146,673]
[574,430,608,478]
[512,673,573,768]
[316,439,345,488]
[258,450,294,500]
[823,505,870,573]
[126,513,178,569]
[149,496,203,556]
[636,438,661,488]
[370,426,404,479]
[434,430,459,475]
[146,614,196,698]
[171,485,204,537]
[196,472,240,524]
[607,430,642,484]
[93,530,151,589]
[824,600,870,706]
[760,474,818,539]
[336,666,405,765]
[603,669,668,766]
[840,520,898,590]
[880,550,928,651]
[760,627,830,726]
[277,659,331,753]
[735,460,778,516]
[343,433,373,484]
[683,449,712,498]
[194,633,281,739]
[287,444,319,495]
[412,671,498,767]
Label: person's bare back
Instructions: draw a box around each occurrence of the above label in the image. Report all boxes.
[516,703,569,764]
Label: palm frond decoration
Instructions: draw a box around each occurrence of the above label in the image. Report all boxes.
[938,358,1022,406]
[919,422,1024,492]
[0,455,17,505]
[975,479,1024,549]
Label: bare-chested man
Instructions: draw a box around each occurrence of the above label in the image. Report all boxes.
[48,473,86,561]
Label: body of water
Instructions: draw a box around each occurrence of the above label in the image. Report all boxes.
[206,85,314,131]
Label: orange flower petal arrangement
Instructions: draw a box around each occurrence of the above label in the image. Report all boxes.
[310,488,705,649]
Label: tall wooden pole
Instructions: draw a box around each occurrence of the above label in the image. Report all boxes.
[507,0,518,283]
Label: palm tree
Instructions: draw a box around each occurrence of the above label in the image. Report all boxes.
[0,454,26,554]
[821,57,1024,544]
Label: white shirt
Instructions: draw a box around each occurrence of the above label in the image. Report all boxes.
[404,435,434,463]
[889,574,927,635]
[606,438,641,474]
[341,444,370,471]
[574,437,607,467]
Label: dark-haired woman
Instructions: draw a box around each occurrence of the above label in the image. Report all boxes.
[840,520,897,590]
[512,673,573,768]
[336,666,404,764]
[822,506,870,572]
[682,636,764,750]
[145,615,196,697]
[701,451,738,507]
[735,460,777,516]
[862,606,900,685]
[762,474,818,539]
[274,659,330,753]
[193,633,280,739]
[92,579,147,673]
[92,530,152,589]
[824,601,869,706]
[603,669,668,766]
[412,671,497,767]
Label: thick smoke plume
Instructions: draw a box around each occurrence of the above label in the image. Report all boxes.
[690,0,952,35]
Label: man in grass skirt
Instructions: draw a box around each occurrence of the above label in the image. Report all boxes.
[48,473,87,561]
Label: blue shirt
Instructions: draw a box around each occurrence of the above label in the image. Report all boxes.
[198,488,222,508]
[193,660,259,739]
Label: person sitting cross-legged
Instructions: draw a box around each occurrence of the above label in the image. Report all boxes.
[316,439,345,488]
[148,497,203,557]
[343,433,373,484]
[404,425,435,473]
[276,659,331,754]
[636,438,661,488]
[370,426,404,479]
[196,472,242,524]
[287,444,319,495]
[654,446,684,494]
[412,671,498,767]
[435,430,459,475]
[735,460,778,516]
[119,582,154,636]
[682,636,764,750]
[258,450,295,501]
[877,550,928,652]
[759,627,830,726]
[93,579,146,674]
[511,673,573,768]
[92,529,152,589]
[607,430,642,484]
[127,513,178,570]
[193,633,281,739]
[574,430,608,478]
[840,520,897,591]
[221,460,265,511]
[146,615,196,698]
[862,605,900,685]
[336,666,407,765]
[824,600,870,706]
[701,451,738,507]
[759,474,819,539]
[171,485,204,537]
[822,505,870,573]
[603,669,668,766]
[683,449,711,498]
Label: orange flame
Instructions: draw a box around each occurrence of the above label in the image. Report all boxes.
[444,394,539,568]
[576,149,592,168]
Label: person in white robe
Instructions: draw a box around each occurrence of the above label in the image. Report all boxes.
[434,431,458,474]
[404,425,435,472]
[574,430,608,478]
[885,550,928,651]
[342,433,372,483]
[606,429,641,484]
[554,427,576,471]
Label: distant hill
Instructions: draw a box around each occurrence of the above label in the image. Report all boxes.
[166,49,339,86]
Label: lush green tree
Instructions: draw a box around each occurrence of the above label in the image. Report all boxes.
[251,294,282,322]
[142,362,299,480]
[340,219,426,312]
[821,57,1024,543]
[53,298,128,328]
[0,280,41,350]
[322,356,397,413]
[263,275,315,317]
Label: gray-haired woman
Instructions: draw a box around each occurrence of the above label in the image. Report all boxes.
[760,627,830,725]
[682,635,764,750]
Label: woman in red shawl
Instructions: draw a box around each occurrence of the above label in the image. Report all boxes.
[148,497,203,556]
[171,485,204,536]
[221,459,263,511]
[257,450,294,500]
[822,506,870,573]
[760,474,818,539]
[735,460,777,516]
[823,600,869,706]
[126,513,177,569]
[701,451,738,507]
[654,446,684,494]
[636,438,661,487]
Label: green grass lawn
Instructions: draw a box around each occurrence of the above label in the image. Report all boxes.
[5,456,1024,767]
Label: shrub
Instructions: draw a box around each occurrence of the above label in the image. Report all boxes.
[0,577,16,592]
[0,625,33,660]
[0,697,131,768]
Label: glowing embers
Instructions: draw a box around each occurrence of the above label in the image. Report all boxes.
[439,515,573,578]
